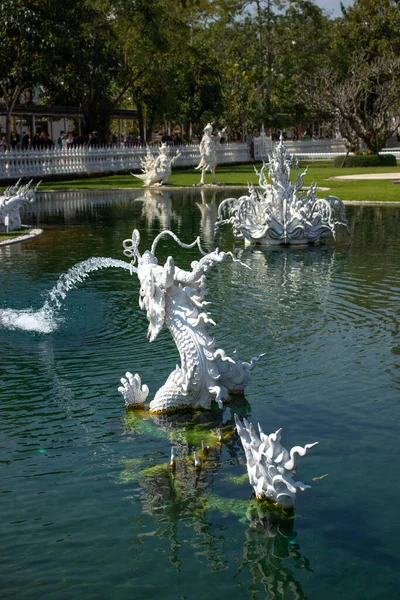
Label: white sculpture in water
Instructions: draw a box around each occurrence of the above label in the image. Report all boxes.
[195,123,226,186]
[216,136,348,245]
[0,179,38,232]
[132,143,181,187]
[235,414,317,508]
[118,229,262,413]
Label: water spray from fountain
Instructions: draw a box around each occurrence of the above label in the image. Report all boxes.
[0,257,131,333]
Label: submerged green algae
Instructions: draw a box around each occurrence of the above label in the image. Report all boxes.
[224,473,249,486]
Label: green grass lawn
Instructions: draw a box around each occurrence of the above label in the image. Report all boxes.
[1,161,400,202]
[298,161,400,202]
[0,229,26,237]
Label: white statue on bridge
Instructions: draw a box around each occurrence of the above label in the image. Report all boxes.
[195,123,226,186]
[132,143,181,187]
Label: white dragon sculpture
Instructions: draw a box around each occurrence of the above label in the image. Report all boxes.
[0,179,39,231]
[235,414,318,509]
[132,143,181,187]
[216,136,348,245]
[118,229,262,414]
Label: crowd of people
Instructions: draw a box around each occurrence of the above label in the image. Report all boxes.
[0,130,102,151]
[0,124,336,153]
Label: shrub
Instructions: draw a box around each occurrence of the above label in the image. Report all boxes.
[332,154,398,168]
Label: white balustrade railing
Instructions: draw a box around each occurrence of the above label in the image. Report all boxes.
[0,143,251,180]
[3,138,396,181]
[253,135,348,160]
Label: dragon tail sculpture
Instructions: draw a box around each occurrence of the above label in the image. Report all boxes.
[235,414,318,508]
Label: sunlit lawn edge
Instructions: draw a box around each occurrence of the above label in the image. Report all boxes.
[1,161,400,202]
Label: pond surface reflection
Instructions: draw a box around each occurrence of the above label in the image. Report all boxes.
[0,189,399,599]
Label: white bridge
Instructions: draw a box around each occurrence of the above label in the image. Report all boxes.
[0,137,397,181]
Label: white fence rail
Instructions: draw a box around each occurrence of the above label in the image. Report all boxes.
[0,143,251,180]
[253,135,347,160]
[1,139,397,181]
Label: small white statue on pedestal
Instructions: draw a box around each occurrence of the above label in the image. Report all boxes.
[132,143,181,187]
[195,123,226,186]
[0,180,38,232]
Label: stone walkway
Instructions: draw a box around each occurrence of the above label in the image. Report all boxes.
[0,228,43,247]
[329,173,400,181]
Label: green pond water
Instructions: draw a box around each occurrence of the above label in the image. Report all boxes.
[1,188,399,599]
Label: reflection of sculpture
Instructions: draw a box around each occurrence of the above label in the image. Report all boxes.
[196,189,218,248]
[195,123,226,186]
[0,179,38,231]
[240,504,311,600]
[216,136,348,245]
[121,408,311,593]
[122,405,256,572]
[136,189,181,232]
[118,229,262,413]
[132,143,181,187]
[121,407,244,571]
[235,414,317,508]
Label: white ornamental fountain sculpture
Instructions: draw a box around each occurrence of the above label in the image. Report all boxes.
[216,136,348,245]
[0,179,39,232]
[195,123,226,186]
[234,414,318,509]
[118,229,262,414]
[132,143,181,187]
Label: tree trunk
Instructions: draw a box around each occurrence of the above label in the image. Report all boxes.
[5,107,12,147]
[146,114,154,144]
[1,84,23,146]
[136,99,145,145]
[82,109,112,143]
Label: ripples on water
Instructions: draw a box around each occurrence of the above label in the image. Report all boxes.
[1,192,400,599]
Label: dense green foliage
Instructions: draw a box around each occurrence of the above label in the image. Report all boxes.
[332,154,398,168]
[1,0,399,147]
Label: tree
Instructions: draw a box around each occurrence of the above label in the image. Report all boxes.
[305,0,400,153]
[209,0,335,132]
[339,0,400,58]
[42,1,126,140]
[306,53,400,153]
[0,0,56,144]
